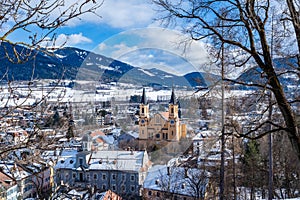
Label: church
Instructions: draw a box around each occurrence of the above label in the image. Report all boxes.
[138,88,186,141]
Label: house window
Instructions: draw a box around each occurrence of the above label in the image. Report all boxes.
[148,191,152,196]
[112,174,116,180]
[86,174,90,181]
[121,185,125,192]
[102,174,106,180]
[94,174,98,180]
[130,175,135,181]
[157,192,160,197]
[122,174,126,181]
[79,158,83,166]
[102,184,106,190]
[72,173,76,179]
[79,173,83,181]
[112,185,116,191]
[131,185,135,192]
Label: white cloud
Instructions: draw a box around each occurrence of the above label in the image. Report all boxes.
[110,43,139,58]
[98,1,155,28]
[56,33,92,46]
[41,33,92,47]
[98,43,107,51]
[64,0,155,28]
[95,28,210,74]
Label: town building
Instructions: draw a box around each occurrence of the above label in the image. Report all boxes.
[138,88,186,141]
[0,171,18,200]
[0,162,53,199]
[55,148,152,199]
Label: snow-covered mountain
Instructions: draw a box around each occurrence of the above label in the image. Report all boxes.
[0,43,208,88]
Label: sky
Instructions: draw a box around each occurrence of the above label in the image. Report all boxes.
[5,0,215,76]
[44,0,212,76]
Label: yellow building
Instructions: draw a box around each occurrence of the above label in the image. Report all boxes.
[139,88,186,141]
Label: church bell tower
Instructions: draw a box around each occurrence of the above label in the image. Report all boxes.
[139,88,149,139]
[168,88,180,141]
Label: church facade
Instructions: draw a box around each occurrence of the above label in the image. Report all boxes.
[138,88,186,141]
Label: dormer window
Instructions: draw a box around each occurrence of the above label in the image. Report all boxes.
[181,183,186,189]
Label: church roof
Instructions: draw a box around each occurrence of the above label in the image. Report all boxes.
[141,88,147,104]
[159,112,169,120]
[169,87,176,104]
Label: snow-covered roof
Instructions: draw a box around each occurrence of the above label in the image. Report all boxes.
[193,130,220,141]
[0,163,31,180]
[55,150,149,172]
[143,165,208,198]
[55,156,76,169]
[89,150,146,171]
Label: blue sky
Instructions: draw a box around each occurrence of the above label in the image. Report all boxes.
[45,0,210,75]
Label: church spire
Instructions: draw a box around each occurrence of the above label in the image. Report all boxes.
[169,87,176,104]
[141,88,147,104]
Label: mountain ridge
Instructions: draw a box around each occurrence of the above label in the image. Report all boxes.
[0,43,208,88]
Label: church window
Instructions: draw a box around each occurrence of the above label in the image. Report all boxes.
[172,131,174,136]
[156,116,160,123]
[142,107,144,114]
[171,107,174,114]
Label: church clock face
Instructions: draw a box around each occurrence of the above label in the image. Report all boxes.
[170,119,175,124]
[141,119,145,124]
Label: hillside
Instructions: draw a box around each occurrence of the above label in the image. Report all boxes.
[0,43,208,88]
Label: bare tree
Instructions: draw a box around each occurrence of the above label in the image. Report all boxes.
[0,1,103,197]
[0,0,102,57]
[152,0,300,160]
